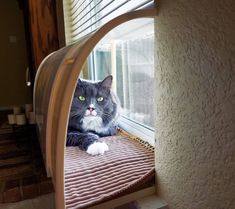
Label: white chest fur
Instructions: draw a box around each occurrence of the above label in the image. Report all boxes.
[81,116,104,133]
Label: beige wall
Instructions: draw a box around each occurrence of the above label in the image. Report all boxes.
[0,0,32,108]
[155,0,235,209]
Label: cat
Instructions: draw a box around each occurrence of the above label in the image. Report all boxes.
[66,75,120,155]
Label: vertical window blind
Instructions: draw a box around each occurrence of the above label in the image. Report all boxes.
[63,0,154,44]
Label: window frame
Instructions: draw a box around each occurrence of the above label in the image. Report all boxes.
[88,36,155,146]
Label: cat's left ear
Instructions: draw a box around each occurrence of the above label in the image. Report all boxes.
[100,75,113,89]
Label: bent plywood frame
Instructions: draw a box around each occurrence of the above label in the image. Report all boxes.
[34,6,157,209]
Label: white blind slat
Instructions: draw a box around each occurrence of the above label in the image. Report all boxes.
[63,0,154,44]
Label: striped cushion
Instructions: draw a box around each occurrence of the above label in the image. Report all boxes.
[64,134,155,209]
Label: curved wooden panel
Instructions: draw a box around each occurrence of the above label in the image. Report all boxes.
[34,7,156,209]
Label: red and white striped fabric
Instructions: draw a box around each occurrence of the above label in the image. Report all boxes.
[64,135,154,209]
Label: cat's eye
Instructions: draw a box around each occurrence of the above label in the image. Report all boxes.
[78,96,85,101]
[97,96,104,102]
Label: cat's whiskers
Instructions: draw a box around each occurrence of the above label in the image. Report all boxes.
[102,114,113,122]
[102,112,113,118]
[70,111,77,117]
[71,111,84,119]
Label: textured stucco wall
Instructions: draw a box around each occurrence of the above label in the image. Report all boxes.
[155,1,235,209]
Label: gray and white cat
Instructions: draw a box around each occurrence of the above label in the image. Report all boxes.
[67,75,120,155]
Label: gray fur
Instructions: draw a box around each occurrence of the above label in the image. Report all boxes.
[67,75,120,152]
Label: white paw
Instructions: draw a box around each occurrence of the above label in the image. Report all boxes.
[86,142,109,155]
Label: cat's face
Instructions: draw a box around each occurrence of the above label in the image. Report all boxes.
[69,75,118,131]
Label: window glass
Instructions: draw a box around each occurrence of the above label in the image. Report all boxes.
[86,19,154,129]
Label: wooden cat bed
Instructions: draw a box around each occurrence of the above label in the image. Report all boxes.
[34,6,156,209]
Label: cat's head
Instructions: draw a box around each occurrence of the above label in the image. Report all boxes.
[69,75,120,131]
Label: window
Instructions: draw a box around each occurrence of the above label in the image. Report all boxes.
[63,1,155,146]
[85,19,155,145]
[63,0,154,44]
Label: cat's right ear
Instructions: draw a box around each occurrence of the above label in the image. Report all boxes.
[78,78,83,87]
[74,79,82,96]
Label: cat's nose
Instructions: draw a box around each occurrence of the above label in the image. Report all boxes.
[87,107,95,112]
[87,104,95,112]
